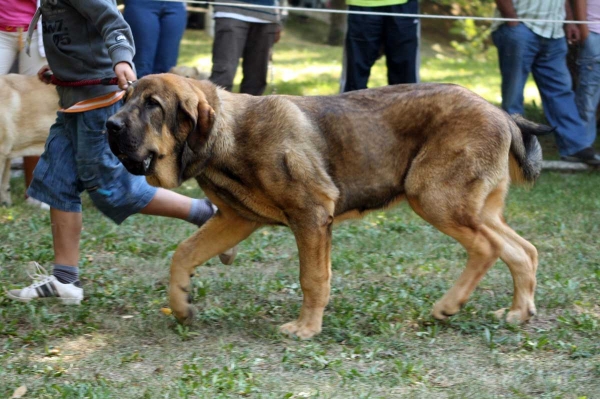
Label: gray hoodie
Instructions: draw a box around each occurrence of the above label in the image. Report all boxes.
[40,0,135,108]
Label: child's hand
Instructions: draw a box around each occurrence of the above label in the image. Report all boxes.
[38,65,53,84]
[114,62,137,90]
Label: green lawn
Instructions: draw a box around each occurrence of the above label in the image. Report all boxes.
[1,15,599,399]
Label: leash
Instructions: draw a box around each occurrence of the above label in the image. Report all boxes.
[47,74,119,87]
[42,71,126,87]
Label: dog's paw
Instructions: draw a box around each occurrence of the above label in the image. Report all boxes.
[279,321,321,340]
[493,306,535,324]
[431,300,462,320]
[173,304,195,325]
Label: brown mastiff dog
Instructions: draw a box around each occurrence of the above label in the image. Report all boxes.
[107,74,551,339]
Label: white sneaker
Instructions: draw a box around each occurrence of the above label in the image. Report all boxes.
[6,263,83,305]
[25,197,50,210]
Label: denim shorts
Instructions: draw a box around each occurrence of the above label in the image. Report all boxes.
[27,101,157,224]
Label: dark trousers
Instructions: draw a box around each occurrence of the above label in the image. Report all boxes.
[124,0,187,78]
[210,18,278,95]
[343,1,420,92]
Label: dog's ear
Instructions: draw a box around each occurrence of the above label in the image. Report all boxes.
[185,97,215,153]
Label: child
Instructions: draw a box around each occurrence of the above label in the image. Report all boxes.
[7,0,235,304]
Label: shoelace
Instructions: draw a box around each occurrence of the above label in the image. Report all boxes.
[26,262,51,285]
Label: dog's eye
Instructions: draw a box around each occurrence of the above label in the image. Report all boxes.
[146,97,161,108]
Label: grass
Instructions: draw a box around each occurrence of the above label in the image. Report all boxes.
[1,14,600,398]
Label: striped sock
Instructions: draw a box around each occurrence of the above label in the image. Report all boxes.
[186,198,216,227]
[53,264,79,284]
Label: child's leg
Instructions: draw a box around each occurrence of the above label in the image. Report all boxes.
[26,114,83,284]
[8,114,84,304]
[140,188,214,226]
[51,208,82,267]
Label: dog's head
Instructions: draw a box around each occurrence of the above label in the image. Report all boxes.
[106,74,217,188]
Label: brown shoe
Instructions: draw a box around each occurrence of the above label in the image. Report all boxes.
[218,246,238,265]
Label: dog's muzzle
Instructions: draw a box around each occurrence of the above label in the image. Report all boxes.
[106,117,156,176]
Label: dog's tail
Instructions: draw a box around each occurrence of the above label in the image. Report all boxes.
[508,114,553,185]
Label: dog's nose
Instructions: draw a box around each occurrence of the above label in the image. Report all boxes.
[106,118,125,134]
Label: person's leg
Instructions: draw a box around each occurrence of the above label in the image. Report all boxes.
[384,1,420,84]
[152,1,187,74]
[8,113,84,304]
[124,1,161,78]
[575,32,600,147]
[339,43,348,93]
[51,209,82,267]
[140,188,214,226]
[31,113,83,271]
[18,29,46,75]
[532,37,591,157]
[210,18,248,91]
[343,6,384,92]
[0,31,18,74]
[240,22,278,95]
[491,23,538,115]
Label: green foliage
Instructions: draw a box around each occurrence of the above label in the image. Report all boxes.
[449,18,493,59]
[432,0,497,59]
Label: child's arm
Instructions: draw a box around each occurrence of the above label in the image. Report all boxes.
[67,0,136,85]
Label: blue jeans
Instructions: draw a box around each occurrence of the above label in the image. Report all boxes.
[343,1,420,92]
[27,102,157,224]
[575,31,600,147]
[124,0,187,78]
[492,23,589,156]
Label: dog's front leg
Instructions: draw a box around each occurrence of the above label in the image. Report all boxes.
[280,211,334,339]
[169,212,260,324]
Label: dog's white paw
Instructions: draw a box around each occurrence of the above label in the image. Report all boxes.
[279,320,321,340]
[494,306,535,324]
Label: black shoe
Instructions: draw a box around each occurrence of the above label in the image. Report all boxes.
[561,147,600,166]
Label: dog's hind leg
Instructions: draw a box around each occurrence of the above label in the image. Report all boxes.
[280,202,335,339]
[169,211,261,324]
[0,157,11,206]
[481,194,537,323]
[407,182,505,320]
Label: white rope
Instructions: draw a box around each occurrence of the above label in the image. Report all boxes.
[159,0,600,25]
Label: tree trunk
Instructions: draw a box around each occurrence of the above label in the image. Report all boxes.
[327,0,346,46]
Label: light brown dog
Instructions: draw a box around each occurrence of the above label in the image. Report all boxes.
[107,74,551,339]
[0,74,58,206]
